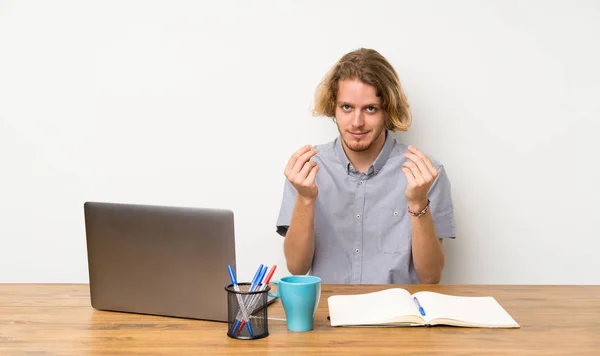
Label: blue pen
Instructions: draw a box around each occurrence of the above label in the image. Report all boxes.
[249,265,268,292]
[232,264,264,335]
[259,265,268,284]
[234,265,269,323]
[243,265,276,315]
[228,265,254,336]
[249,264,264,288]
[413,296,426,316]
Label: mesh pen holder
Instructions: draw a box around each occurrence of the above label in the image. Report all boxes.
[225,283,270,340]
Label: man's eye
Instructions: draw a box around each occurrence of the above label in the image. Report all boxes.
[367,106,377,113]
[342,105,351,111]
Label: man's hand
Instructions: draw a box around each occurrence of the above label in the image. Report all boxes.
[402,145,438,211]
[285,145,319,199]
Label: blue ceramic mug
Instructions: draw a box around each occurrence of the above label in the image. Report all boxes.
[268,275,321,332]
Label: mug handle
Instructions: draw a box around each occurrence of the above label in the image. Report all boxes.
[267,280,280,298]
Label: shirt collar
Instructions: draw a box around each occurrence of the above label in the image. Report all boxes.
[334,130,394,176]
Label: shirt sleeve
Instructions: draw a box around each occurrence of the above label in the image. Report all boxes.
[428,164,456,239]
[275,179,297,237]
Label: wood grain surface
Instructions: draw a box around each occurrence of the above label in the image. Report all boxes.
[1,284,599,355]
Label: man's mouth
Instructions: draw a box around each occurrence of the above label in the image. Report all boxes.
[348,131,368,139]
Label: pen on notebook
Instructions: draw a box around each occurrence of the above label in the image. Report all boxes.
[228,265,254,337]
[413,296,426,316]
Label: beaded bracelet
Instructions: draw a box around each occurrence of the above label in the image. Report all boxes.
[408,199,430,217]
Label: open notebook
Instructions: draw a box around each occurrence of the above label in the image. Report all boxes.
[327,288,520,328]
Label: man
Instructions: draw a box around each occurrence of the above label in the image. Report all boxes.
[276,48,456,284]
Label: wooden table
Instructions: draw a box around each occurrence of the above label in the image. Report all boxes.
[1,284,599,355]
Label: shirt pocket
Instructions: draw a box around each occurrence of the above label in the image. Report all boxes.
[376,207,411,254]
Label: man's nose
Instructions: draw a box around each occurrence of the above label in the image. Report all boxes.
[351,111,365,127]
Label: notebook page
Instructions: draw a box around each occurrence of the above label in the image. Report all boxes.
[412,291,519,327]
[328,288,422,326]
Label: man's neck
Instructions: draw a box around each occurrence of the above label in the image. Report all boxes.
[343,131,386,173]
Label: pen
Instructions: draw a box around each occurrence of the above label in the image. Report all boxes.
[413,296,426,316]
[235,265,268,334]
[249,265,268,292]
[238,265,277,322]
[250,265,277,309]
[249,264,264,288]
[232,264,264,335]
[261,265,277,288]
[228,265,254,337]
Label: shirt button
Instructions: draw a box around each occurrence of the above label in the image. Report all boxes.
[355,248,360,254]
[356,214,360,219]
[393,211,399,216]
[359,180,364,184]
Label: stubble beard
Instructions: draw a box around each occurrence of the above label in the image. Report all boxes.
[338,124,386,153]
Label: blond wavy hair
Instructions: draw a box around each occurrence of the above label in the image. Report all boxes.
[313,48,412,131]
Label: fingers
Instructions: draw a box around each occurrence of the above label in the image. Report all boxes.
[285,145,318,177]
[284,144,319,189]
[306,164,319,183]
[404,153,433,182]
[285,145,312,175]
[406,145,438,179]
[297,161,317,181]
[402,166,417,187]
[292,148,318,174]
[403,161,425,186]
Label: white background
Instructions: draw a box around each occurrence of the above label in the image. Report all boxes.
[1,0,599,284]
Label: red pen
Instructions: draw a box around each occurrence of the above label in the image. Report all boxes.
[235,265,277,334]
[262,265,277,286]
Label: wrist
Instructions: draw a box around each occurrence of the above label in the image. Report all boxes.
[296,195,317,206]
[407,199,429,212]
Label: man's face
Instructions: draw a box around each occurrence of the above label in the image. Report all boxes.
[335,79,386,153]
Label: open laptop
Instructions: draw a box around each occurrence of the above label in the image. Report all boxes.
[83,201,276,322]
